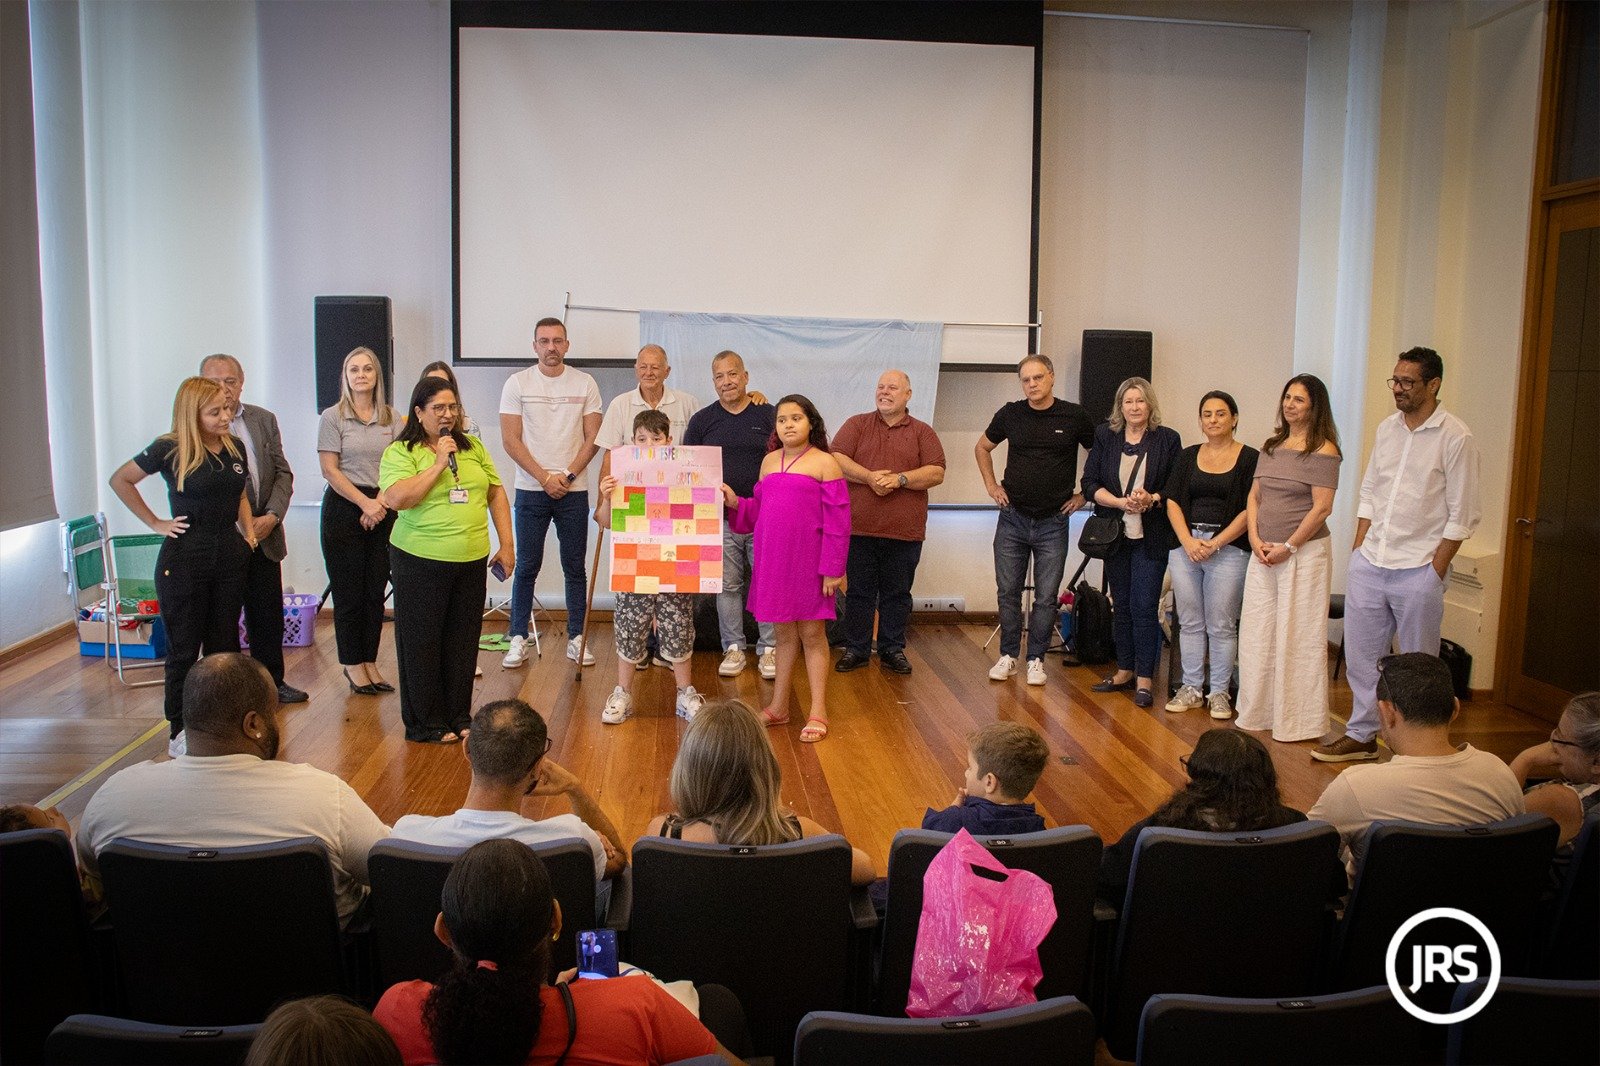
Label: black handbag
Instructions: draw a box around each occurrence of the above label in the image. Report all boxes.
[1077,450,1145,560]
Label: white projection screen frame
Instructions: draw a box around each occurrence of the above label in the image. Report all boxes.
[455,22,1038,365]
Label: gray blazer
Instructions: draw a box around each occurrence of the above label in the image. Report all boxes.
[238,403,294,563]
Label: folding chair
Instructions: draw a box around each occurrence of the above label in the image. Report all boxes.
[62,513,165,686]
[795,996,1095,1066]
[45,1015,259,1065]
[1445,977,1600,1065]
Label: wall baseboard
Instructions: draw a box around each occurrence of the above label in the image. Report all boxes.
[0,621,74,668]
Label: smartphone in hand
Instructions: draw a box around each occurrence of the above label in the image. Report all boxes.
[490,559,508,581]
[576,929,619,979]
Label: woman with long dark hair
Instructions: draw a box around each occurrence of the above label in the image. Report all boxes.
[1236,373,1342,742]
[379,376,513,743]
[318,347,401,694]
[1096,730,1312,904]
[373,839,737,1065]
[109,376,256,756]
[719,395,850,742]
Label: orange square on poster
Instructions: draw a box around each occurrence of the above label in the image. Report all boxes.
[700,561,722,580]
[612,542,638,560]
[636,543,660,561]
[612,558,636,576]
[611,575,637,593]
[676,544,700,561]
[696,519,720,535]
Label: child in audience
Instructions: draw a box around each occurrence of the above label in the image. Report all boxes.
[246,995,401,1066]
[0,803,102,914]
[595,410,705,725]
[922,722,1050,835]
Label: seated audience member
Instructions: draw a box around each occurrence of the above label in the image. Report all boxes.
[245,995,401,1066]
[374,839,742,1065]
[644,700,876,886]
[0,803,101,913]
[75,653,390,927]
[1097,729,1326,905]
[923,721,1049,835]
[1510,690,1600,855]
[390,699,626,894]
[1309,652,1525,881]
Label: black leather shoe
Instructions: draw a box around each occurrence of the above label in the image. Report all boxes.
[1091,676,1136,693]
[1133,688,1154,708]
[834,651,870,673]
[879,649,913,675]
[277,683,310,704]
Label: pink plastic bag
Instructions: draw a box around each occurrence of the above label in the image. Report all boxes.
[905,829,1057,1018]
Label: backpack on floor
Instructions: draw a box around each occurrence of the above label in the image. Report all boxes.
[1063,557,1114,666]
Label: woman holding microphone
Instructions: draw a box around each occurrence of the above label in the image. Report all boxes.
[318,347,401,695]
[109,377,257,756]
[379,375,513,744]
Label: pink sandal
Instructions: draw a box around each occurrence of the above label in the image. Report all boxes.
[800,717,829,743]
[760,707,790,728]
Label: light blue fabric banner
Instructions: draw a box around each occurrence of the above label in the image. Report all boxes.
[639,311,942,437]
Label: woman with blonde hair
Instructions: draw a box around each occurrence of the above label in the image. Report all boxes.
[319,347,402,694]
[1081,377,1184,708]
[110,376,257,755]
[1236,373,1342,742]
[645,700,876,885]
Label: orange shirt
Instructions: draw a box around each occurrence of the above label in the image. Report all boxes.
[831,412,946,541]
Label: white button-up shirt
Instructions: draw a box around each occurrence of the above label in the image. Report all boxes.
[595,385,701,450]
[1356,404,1481,570]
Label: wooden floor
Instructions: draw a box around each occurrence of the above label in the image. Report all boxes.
[0,613,1551,877]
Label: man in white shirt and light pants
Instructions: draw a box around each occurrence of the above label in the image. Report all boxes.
[1314,347,1482,763]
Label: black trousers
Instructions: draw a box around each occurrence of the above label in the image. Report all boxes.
[842,535,924,657]
[390,545,484,741]
[321,487,395,665]
[154,532,248,732]
[242,547,285,686]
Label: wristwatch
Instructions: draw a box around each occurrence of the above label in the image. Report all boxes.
[1285,541,1298,555]
[896,473,908,489]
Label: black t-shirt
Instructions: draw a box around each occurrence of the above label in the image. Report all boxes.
[983,398,1097,518]
[683,400,777,497]
[133,436,250,536]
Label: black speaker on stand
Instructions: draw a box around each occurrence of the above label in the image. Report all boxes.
[1079,329,1152,423]
[314,296,394,413]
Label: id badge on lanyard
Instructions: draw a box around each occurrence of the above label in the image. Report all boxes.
[449,486,469,504]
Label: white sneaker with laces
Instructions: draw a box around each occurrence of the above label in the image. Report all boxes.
[676,685,706,722]
[758,647,777,680]
[167,731,186,758]
[989,655,1018,681]
[719,646,747,677]
[1165,684,1203,713]
[1207,691,1235,719]
[601,687,633,725]
[567,636,596,666]
[1026,659,1047,686]
[502,635,528,668]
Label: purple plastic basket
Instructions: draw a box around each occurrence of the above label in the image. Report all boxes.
[239,593,319,649]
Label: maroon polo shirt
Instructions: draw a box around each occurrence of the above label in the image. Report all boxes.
[831,411,946,542]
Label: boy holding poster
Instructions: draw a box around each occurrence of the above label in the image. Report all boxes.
[595,411,707,724]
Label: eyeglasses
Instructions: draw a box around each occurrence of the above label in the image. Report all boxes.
[1550,729,1580,750]
[1386,377,1424,391]
[423,403,462,416]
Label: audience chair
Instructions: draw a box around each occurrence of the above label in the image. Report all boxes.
[368,836,602,989]
[98,837,346,1024]
[1136,986,1436,1066]
[1444,977,1600,1065]
[1331,815,1559,995]
[627,834,874,1065]
[45,1015,259,1065]
[875,826,1102,1015]
[0,829,100,1064]
[1101,821,1342,1061]
[794,995,1095,1066]
[1540,809,1599,979]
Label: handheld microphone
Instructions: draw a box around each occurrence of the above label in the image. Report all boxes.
[443,427,458,476]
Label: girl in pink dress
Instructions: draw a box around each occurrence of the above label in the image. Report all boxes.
[721,395,851,742]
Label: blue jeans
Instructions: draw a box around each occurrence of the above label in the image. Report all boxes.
[993,508,1069,661]
[511,489,590,640]
[717,527,775,652]
[1107,540,1169,679]
[1167,542,1249,693]
[843,535,924,657]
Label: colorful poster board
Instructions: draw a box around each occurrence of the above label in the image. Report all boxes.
[608,445,724,594]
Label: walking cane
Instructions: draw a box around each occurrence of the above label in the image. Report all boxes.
[577,528,605,681]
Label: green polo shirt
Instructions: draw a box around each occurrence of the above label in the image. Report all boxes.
[379,436,501,563]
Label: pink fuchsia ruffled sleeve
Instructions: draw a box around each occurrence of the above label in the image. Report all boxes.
[818,478,851,578]
[725,482,761,535]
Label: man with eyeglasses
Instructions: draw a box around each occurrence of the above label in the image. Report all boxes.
[389,698,627,904]
[199,354,308,706]
[498,318,604,670]
[1314,347,1481,763]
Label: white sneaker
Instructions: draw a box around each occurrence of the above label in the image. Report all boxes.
[167,731,186,758]
[601,686,632,725]
[502,635,528,668]
[676,685,705,722]
[758,647,777,680]
[1026,659,1047,686]
[989,655,1018,681]
[1165,684,1203,713]
[566,636,595,666]
[719,646,747,677]
[1208,691,1235,719]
